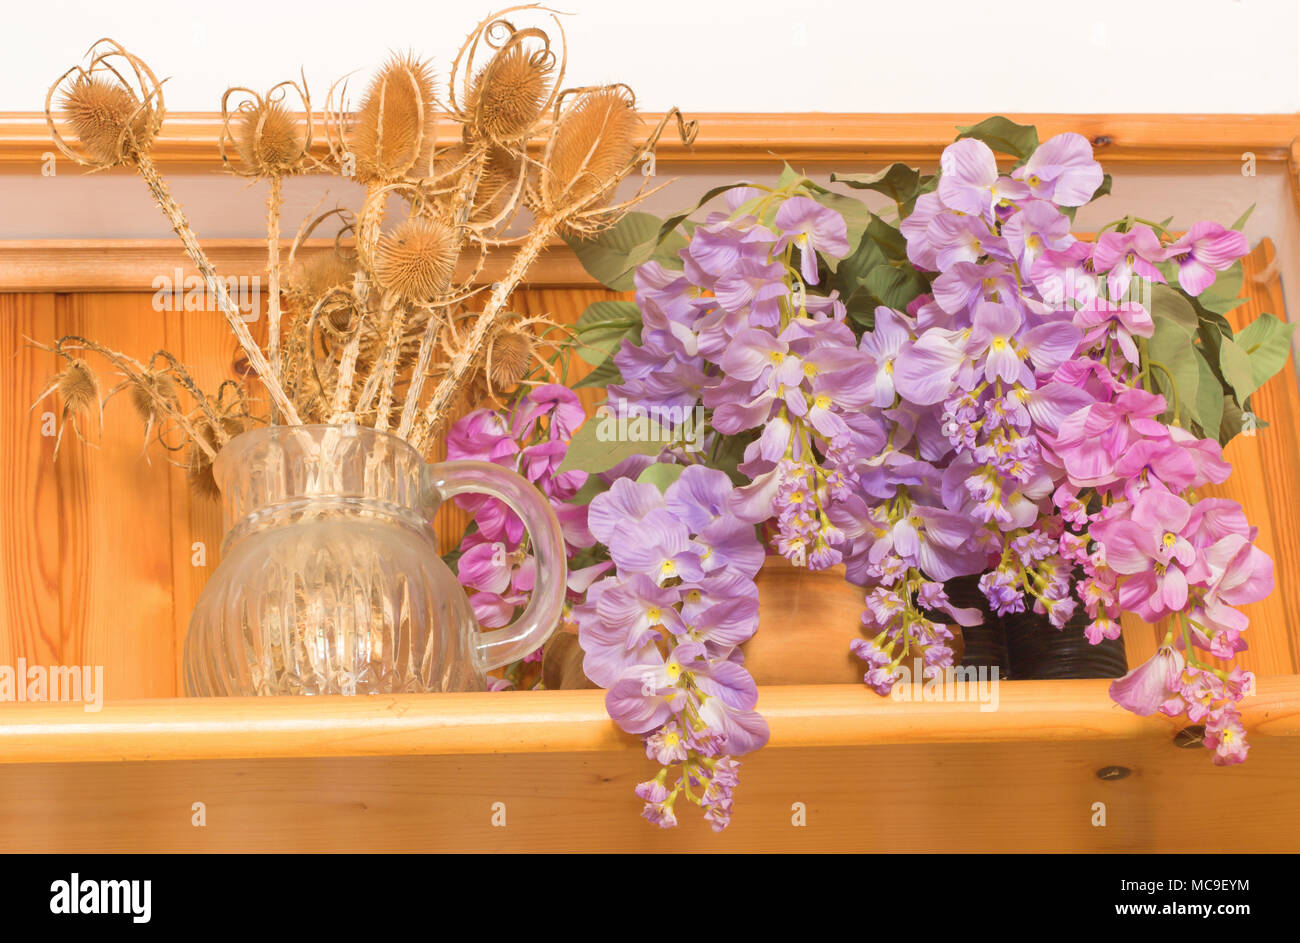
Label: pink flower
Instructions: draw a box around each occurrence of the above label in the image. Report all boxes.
[1166,222,1249,295]
[1091,489,1198,620]
[938,138,999,217]
[1091,224,1167,299]
[1109,645,1185,716]
[1072,299,1153,365]
[1012,133,1104,206]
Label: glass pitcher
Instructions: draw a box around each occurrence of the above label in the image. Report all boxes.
[183,424,566,695]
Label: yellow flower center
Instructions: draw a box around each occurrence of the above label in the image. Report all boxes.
[770,351,785,364]
[685,589,701,603]
[991,337,1008,351]
[660,560,676,577]
[803,362,819,378]
[814,394,832,410]
[647,606,662,623]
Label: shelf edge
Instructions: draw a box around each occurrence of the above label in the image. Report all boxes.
[0,677,1297,764]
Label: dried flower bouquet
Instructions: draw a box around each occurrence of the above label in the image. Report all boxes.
[36,5,696,495]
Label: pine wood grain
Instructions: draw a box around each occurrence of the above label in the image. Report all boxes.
[0,294,60,671]
[0,678,1295,852]
[2,112,1296,170]
[52,294,178,698]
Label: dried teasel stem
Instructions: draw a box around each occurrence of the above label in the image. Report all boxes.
[410,217,559,449]
[266,174,285,389]
[132,152,302,424]
[395,313,444,440]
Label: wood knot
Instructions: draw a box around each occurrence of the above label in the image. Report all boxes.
[1091,134,1113,148]
[1095,765,1131,781]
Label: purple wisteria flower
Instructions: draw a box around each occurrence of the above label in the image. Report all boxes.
[575,465,767,831]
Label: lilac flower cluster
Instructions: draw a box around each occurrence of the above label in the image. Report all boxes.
[610,189,885,571]
[448,385,610,642]
[573,466,768,830]
[868,132,1270,763]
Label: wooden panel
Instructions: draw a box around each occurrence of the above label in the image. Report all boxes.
[0,677,1295,851]
[3,112,1297,169]
[0,295,60,670]
[1,243,1297,695]
[1121,240,1300,674]
[53,294,178,698]
[0,239,595,293]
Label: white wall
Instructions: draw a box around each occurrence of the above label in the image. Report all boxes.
[6,0,1300,112]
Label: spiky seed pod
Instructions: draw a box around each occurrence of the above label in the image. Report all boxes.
[374,219,457,300]
[59,74,154,165]
[56,359,101,417]
[465,43,553,143]
[487,327,535,390]
[543,88,643,213]
[287,251,356,304]
[187,414,248,500]
[350,54,438,183]
[128,371,179,422]
[442,143,522,222]
[232,99,304,176]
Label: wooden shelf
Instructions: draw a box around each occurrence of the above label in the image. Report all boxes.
[1,678,1297,851]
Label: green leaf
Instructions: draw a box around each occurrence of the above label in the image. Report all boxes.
[1150,283,1199,336]
[1234,312,1296,393]
[636,462,686,493]
[1090,173,1113,203]
[562,212,663,291]
[831,163,922,204]
[863,213,908,261]
[955,116,1039,160]
[573,357,623,390]
[1149,316,1199,424]
[557,412,671,475]
[1193,349,1225,441]
[574,300,642,367]
[865,264,928,312]
[1218,335,1256,403]
[567,473,608,508]
[1230,204,1255,232]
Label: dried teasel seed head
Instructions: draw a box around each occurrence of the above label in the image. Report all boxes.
[288,251,356,303]
[350,54,438,183]
[487,327,536,390]
[129,371,179,422]
[465,43,553,143]
[56,359,101,416]
[374,218,457,300]
[187,415,248,500]
[233,98,304,176]
[59,74,154,165]
[543,88,644,213]
[442,143,521,223]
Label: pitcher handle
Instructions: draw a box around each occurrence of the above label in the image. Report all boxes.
[425,460,567,670]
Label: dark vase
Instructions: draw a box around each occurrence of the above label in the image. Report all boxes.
[943,575,1012,680]
[944,574,1128,681]
[1004,605,1129,680]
